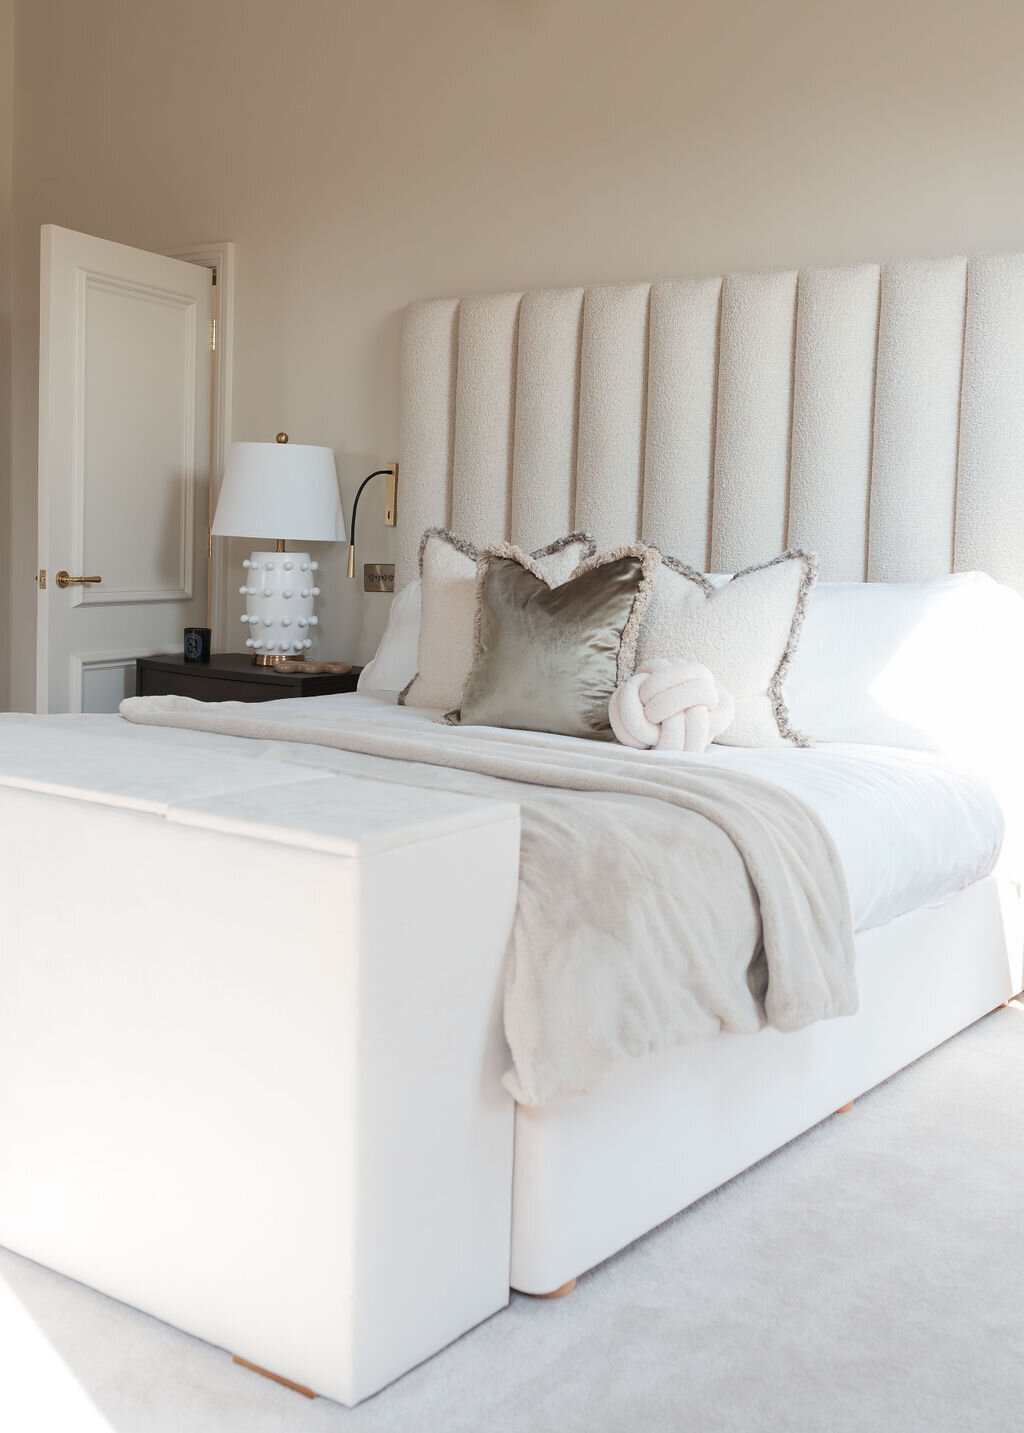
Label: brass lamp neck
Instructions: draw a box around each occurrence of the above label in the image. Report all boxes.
[347,464,398,578]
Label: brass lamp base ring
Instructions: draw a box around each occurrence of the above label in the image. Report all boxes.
[253,652,287,666]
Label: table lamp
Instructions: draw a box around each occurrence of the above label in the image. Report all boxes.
[212,434,345,664]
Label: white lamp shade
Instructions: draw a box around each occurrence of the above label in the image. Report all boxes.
[212,441,346,543]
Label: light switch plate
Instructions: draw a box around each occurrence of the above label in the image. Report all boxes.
[363,563,395,594]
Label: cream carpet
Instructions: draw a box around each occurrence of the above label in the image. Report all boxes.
[2,1002,1021,1433]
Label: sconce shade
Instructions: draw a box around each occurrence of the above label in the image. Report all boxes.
[212,441,346,543]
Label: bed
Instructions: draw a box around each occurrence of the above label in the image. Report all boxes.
[2,250,1023,1406]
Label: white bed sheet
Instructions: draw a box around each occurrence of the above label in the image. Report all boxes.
[6,693,1004,934]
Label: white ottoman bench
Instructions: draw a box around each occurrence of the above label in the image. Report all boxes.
[0,728,520,1405]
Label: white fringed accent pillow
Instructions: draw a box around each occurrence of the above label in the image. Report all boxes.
[637,550,818,747]
[400,529,596,710]
[610,658,735,752]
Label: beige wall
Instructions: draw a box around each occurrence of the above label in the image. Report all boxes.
[7,0,1024,708]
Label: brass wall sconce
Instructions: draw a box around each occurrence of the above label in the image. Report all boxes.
[347,463,398,579]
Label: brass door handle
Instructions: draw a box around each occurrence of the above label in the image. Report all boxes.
[55,571,102,589]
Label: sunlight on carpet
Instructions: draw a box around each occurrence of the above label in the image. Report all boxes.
[0,1277,112,1433]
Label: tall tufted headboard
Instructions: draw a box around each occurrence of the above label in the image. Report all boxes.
[397,253,1024,593]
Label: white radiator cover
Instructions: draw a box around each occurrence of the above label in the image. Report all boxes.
[398,253,1024,593]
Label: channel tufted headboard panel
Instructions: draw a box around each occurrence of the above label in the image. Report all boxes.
[398,253,1024,592]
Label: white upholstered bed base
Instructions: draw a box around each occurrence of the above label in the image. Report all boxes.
[511,874,1022,1292]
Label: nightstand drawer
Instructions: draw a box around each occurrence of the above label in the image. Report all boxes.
[134,653,362,702]
[136,669,286,702]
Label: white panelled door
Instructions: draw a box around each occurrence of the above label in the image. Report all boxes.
[37,225,213,713]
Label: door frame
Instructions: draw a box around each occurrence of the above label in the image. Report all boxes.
[165,241,235,656]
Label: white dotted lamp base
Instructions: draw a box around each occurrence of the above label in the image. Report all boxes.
[239,550,321,659]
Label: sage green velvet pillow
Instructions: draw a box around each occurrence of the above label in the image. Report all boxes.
[456,543,661,739]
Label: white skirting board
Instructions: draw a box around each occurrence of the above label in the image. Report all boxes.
[510,874,1023,1293]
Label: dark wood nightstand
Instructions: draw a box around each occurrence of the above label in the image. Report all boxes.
[135,653,362,703]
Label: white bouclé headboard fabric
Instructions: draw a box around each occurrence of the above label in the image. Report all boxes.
[397,253,1024,593]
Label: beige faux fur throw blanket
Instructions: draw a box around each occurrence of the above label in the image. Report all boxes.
[121,696,857,1105]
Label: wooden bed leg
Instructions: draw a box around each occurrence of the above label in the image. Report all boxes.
[232,1354,318,1400]
[835,1101,854,1113]
[533,1277,577,1299]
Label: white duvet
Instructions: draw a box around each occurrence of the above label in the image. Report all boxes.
[5,692,1004,934]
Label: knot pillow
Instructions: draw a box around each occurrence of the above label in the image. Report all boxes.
[609,658,735,752]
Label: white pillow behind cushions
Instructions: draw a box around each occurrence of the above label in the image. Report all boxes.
[785,571,1024,755]
[637,550,818,747]
[401,529,596,710]
[357,580,421,697]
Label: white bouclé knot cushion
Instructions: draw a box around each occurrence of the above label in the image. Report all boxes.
[609,658,735,752]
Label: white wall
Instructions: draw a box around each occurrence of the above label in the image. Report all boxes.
[0,0,12,711]
[7,0,1024,708]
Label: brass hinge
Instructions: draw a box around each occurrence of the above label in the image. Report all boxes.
[210,317,217,352]
[38,568,46,589]
[207,528,213,559]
